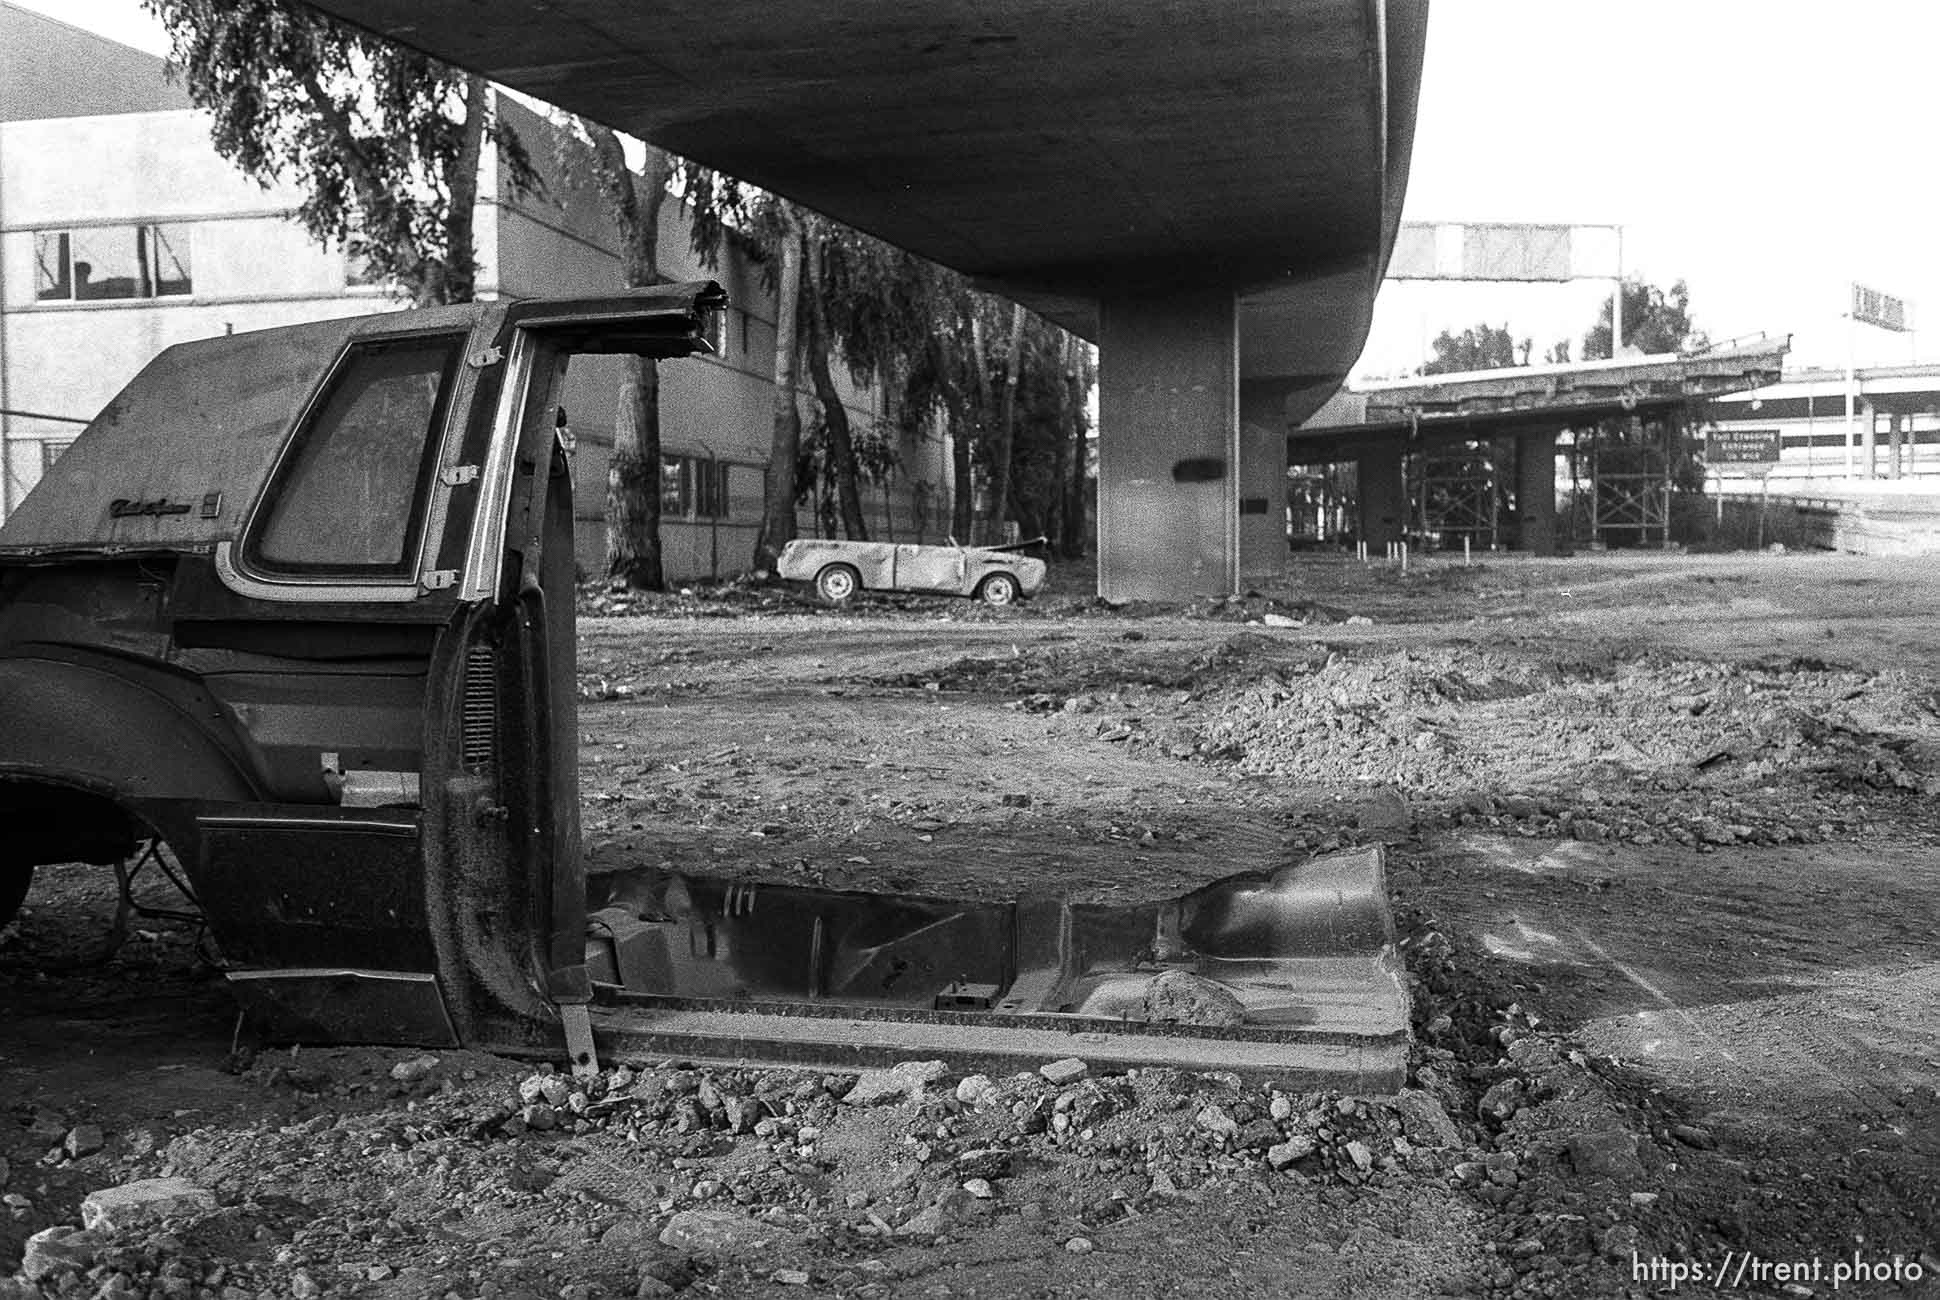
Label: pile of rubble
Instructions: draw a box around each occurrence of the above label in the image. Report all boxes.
[1132,649,1939,848]
[10,983,1736,1300]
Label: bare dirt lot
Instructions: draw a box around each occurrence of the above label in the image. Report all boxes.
[5,551,1939,1299]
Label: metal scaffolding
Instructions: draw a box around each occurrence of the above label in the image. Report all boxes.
[1287,466,1353,546]
[1410,441,1501,549]
[1569,414,1679,547]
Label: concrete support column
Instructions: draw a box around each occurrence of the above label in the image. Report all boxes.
[1861,398,1877,478]
[1238,379,1298,587]
[1356,440,1405,548]
[1515,430,1559,555]
[1096,289,1238,600]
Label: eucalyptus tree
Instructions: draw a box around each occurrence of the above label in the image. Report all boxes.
[675,165,1094,567]
[797,213,872,541]
[555,122,678,588]
[143,0,534,306]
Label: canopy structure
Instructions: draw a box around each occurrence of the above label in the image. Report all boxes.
[304,0,1431,597]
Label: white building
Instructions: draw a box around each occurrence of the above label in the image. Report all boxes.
[0,2,948,577]
[1705,364,1940,497]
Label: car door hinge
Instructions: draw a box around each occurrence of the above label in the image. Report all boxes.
[440,464,480,486]
[420,569,458,591]
[467,345,504,369]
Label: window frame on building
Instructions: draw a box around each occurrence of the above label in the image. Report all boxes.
[660,452,732,520]
[32,223,194,302]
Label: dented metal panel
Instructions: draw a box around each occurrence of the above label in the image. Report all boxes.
[581,847,1408,1089]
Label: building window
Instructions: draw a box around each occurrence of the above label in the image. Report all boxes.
[660,454,730,519]
[34,225,193,302]
[41,440,75,472]
[660,456,690,515]
[696,458,728,518]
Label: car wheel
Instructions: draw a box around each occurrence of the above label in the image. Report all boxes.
[0,861,32,930]
[815,563,861,605]
[978,572,1020,606]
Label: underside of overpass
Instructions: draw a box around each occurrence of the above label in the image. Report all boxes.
[303,0,1430,599]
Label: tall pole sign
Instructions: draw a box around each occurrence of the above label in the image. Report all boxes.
[1847,283,1913,480]
[1852,283,1909,332]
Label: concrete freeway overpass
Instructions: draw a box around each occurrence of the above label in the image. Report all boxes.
[303,0,1430,599]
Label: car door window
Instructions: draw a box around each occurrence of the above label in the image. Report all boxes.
[247,334,463,577]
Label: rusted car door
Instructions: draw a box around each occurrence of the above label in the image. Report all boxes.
[412,289,730,1058]
[893,544,966,593]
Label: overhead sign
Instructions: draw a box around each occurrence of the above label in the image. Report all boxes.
[1388,223,1620,282]
[1851,283,1908,332]
[1706,429,1781,465]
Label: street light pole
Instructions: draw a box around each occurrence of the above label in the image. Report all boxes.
[1844,309,1856,480]
[1611,226,1624,358]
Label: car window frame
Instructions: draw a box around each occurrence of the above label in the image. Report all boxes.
[239,331,465,580]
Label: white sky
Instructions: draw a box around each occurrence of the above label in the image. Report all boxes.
[16,0,1939,378]
[1365,0,1939,377]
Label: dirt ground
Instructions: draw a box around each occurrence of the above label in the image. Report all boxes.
[4,550,1940,1299]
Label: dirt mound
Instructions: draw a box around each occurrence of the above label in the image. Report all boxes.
[1160,650,1940,848]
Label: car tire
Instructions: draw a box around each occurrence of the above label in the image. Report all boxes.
[0,860,32,930]
[978,572,1020,606]
[815,564,861,605]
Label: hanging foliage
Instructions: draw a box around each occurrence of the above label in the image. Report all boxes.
[144,0,537,305]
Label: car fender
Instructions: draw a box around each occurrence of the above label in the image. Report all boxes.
[0,656,259,806]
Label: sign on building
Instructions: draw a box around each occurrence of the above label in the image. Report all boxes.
[1851,283,1908,332]
[1705,429,1781,465]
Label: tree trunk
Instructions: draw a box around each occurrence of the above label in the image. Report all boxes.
[987,302,1026,544]
[754,211,805,573]
[956,309,990,543]
[437,73,489,306]
[1048,337,1071,554]
[1062,338,1089,559]
[592,130,673,590]
[607,362,664,588]
[801,242,868,541]
[949,408,974,544]
[947,319,974,541]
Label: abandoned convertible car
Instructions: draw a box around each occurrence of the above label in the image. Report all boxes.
[776,536,1047,605]
[0,286,1405,1088]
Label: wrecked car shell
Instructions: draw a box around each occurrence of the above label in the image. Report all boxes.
[0,286,1404,1090]
[776,537,1048,605]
